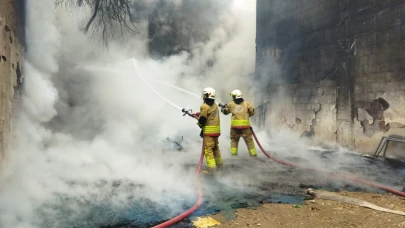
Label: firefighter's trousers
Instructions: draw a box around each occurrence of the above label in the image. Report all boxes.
[230,128,257,156]
[203,136,223,170]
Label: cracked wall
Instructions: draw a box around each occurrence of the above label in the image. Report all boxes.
[260,81,337,146]
[0,0,25,164]
[255,0,405,154]
[352,0,405,153]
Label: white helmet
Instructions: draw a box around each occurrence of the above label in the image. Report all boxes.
[202,87,216,99]
[230,89,243,99]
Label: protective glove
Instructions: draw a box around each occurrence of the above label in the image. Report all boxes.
[197,122,203,128]
[194,112,200,118]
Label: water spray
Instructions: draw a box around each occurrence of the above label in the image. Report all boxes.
[130,59,183,111]
[154,80,227,108]
[81,64,226,109]
[154,80,201,99]
[79,63,184,111]
[80,65,200,99]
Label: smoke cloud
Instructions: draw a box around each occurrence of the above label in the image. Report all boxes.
[0,0,263,227]
[0,0,402,227]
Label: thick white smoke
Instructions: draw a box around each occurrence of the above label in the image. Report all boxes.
[0,0,402,227]
[0,0,262,227]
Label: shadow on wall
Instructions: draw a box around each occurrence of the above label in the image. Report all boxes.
[356,97,405,137]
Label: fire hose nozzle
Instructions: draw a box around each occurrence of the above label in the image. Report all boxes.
[218,103,226,108]
[182,108,193,117]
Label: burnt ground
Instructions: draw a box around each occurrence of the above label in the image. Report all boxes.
[33,150,405,228]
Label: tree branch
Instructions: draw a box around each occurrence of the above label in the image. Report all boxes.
[84,0,100,33]
[56,0,140,46]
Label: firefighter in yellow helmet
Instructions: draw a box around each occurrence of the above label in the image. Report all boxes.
[195,87,223,172]
[221,89,256,156]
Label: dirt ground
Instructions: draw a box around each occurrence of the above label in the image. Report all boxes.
[202,191,405,228]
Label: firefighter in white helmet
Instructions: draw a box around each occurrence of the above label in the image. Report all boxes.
[221,89,256,157]
[195,87,223,173]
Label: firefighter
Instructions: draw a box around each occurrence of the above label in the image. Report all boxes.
[221,89,256,157]
[195,87,223,172]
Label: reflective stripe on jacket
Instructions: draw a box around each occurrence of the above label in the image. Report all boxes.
[223,101,254,129]
[199,103,221,136]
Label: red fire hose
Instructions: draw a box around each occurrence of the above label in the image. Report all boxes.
[154,120,405,227]
[153,114,204,228]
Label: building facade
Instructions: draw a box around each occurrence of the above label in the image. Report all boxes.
[255,0,405,153]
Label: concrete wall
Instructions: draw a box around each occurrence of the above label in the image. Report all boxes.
[0,0,25,163]
[255,0,405,154]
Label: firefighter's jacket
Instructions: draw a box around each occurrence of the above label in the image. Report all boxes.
[198,102,221,137]
[222,100,254,129]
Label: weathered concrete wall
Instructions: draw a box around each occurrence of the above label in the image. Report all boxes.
[255,0,405,154]
[261,81,338,145]
[0,0,25,163]
[352,1,405,153]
